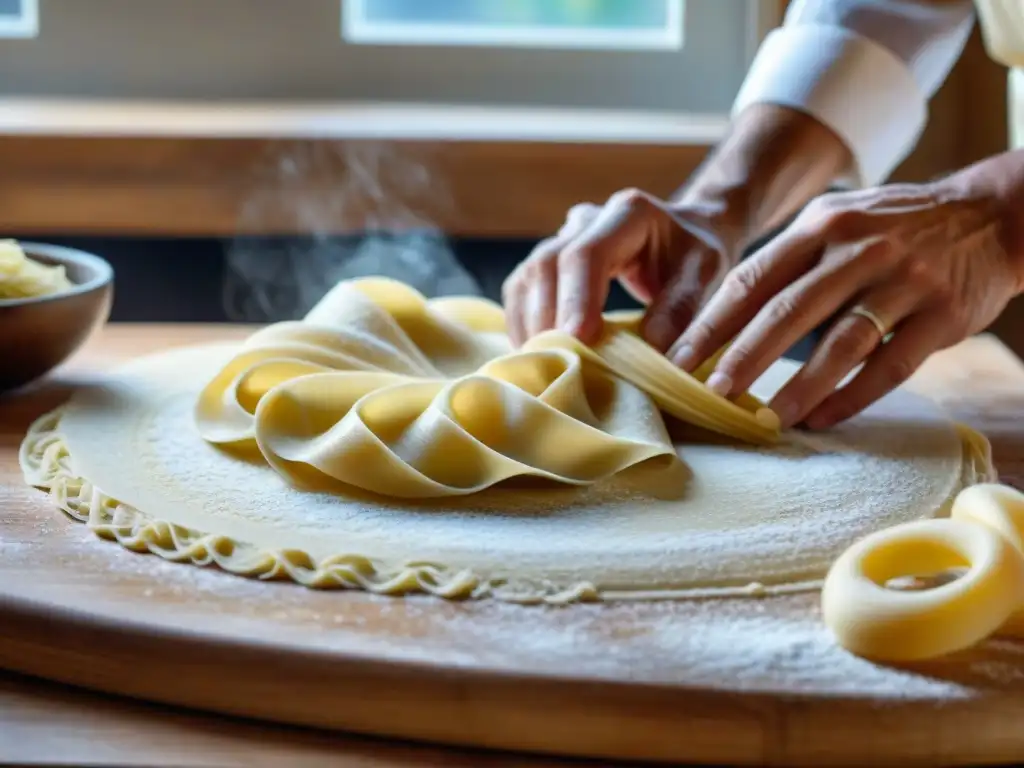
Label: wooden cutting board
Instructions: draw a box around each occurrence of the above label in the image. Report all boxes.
[3,325,1024,767]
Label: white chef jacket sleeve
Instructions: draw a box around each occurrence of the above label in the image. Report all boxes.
[731,0,977,187]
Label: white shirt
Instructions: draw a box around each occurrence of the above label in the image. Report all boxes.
[732,0,977,187]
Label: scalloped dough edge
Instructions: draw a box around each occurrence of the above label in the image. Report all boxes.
[19,406,996,605]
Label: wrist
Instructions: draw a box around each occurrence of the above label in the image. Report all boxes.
[668,188,751,262]
[672,104,852,254]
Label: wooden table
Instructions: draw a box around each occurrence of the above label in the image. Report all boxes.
[0,324,598,768]
[3,324,1024,768]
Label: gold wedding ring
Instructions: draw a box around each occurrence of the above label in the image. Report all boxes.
[849,305,890,339]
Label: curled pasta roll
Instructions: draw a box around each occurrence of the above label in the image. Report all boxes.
[952,484,1024,635]
[822,483,1024,661]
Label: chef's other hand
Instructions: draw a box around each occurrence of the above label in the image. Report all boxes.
[674,182,1022,430]
[501,189,739,352]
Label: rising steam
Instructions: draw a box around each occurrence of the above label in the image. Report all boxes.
[223,141,482,322]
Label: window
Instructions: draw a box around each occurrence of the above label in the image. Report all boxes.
[344,0,684,51]
[0,1,780,241]
[0,0,774,113]
[0,0,36,38]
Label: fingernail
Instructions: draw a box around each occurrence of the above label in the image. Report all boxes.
[705,371,732,397]
[672,343,696,371]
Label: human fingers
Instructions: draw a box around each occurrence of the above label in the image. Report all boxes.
[768,275,927,428]
[502,203,599,345]
[556,189,663,343]
[706,238,894,399]
[686,230,894,401]
[501,268,529,347]
[802,308,953,429]
[521,239,560,339]
[667,211,832,374]
[643,243,727,353]
[669,192,894,377]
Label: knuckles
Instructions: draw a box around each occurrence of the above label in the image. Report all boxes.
[800,193,844,222]
[504,238,561,294]
[566,202,600,221]
[608,187,650,209]
[720,262,765,304]
[798,193,866,238]
[503,186,655,304]
[764,291,801,325]
[904,257,955,303]
[678,318,715,357]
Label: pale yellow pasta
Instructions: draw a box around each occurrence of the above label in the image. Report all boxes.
[0,240,74,300]
[193,278,781,499]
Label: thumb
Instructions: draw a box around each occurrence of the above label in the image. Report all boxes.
[640,244,728,355]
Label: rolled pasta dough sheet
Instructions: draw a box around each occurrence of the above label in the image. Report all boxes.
[19,279,991,603]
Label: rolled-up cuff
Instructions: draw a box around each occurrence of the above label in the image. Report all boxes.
[731,24,928,188]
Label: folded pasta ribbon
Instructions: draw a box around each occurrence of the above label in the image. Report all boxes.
[195,277,779,498]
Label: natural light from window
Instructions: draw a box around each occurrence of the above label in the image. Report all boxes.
[343,0,684,50]
[0,0,35,37]
[0,0,759,112]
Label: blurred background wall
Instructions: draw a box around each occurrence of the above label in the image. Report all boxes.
[1,1,1020,356]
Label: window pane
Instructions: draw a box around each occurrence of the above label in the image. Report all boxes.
[359,0,670,31]
[345,0,683,49]
[0,0,747,111]
[0,0,36,37]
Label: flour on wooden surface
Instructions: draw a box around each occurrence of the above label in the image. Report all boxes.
[55,343,968,599]
[7,514,1021,702]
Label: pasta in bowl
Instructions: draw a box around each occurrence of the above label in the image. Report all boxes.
[0,240,113,391]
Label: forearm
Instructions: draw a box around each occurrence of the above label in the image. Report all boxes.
[674,0,976,254]
[675,104,851,252]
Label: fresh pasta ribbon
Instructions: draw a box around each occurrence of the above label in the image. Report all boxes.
[195,277,779,499]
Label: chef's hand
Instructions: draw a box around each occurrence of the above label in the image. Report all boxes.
[501,189,740,352]
[676,182,1022,430]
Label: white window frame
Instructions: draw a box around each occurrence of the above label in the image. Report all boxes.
[0,0,37,38]
[342,0,686,51]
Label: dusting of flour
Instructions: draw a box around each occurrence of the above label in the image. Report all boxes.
[55,343,967,597]
[11,340,1010,707]
[8,515,1022,703]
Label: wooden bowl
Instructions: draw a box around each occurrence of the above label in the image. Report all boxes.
[0,242,114,392]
